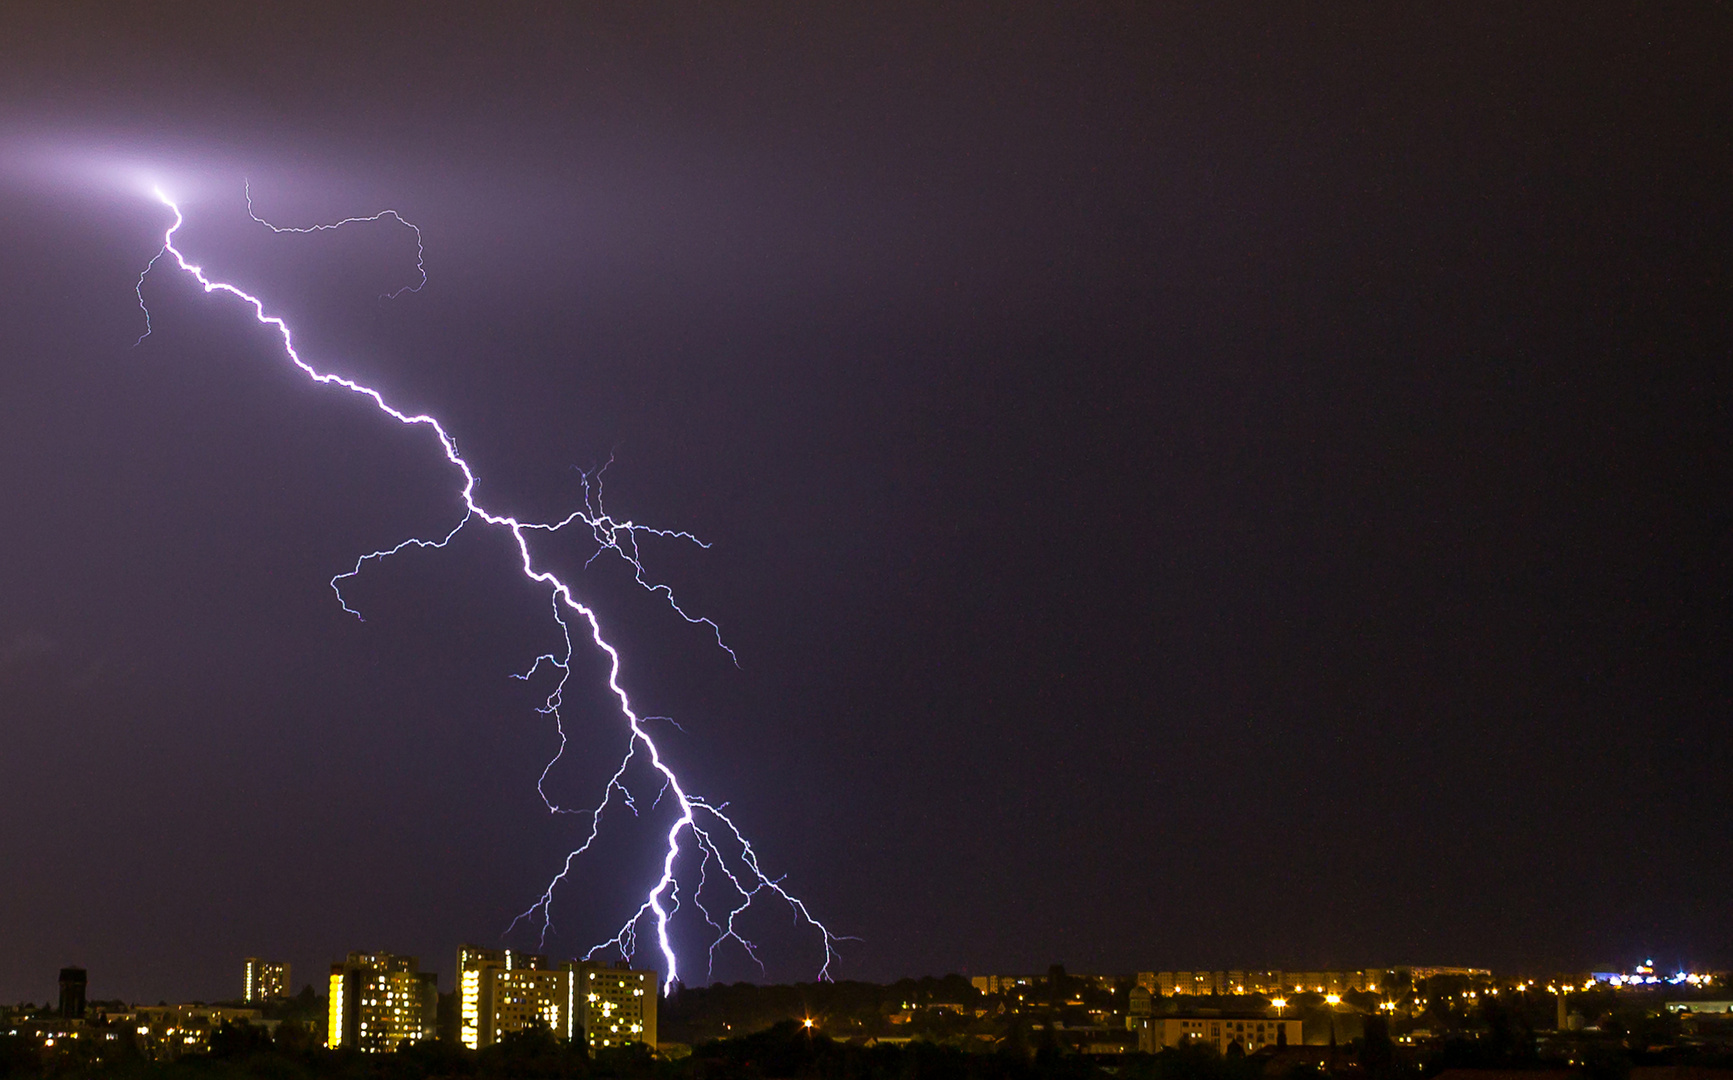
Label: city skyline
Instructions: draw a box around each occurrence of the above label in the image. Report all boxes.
[8,952,1724,1062]
[10,954,1718,1012]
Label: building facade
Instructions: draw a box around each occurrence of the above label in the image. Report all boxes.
[1140,970,1385,997]
[457,946,577,1049]
[134,1004,273,1058]
[1405,967,1491,981]
[970,975,1042,997]
[326,952,438,1052]
[576,960,656,1051]
[1133,1015,1302,1054]
[243,959,291,1003]
[454,950,657,1052]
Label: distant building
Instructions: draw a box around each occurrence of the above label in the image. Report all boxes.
[133,1004,273,1058]
[58,968,86,1019]
[1231,971,1289,995]
[457,946,576,1049]
[326,952,437,1052]
[1146,970,1386,996]
[1133,1015,1301,1054]
[1127,985,1155,1029]
[1404,967,1491,981]
[971,975,1041,995]
[1289,971,1381,994]
[576,960,657,1051]
[243,959,291,1003]
[1163,972,1220,995]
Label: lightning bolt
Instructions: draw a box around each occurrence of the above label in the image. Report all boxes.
[133,185,844,990]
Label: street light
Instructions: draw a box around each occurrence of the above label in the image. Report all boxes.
[1272,998,1287,1016]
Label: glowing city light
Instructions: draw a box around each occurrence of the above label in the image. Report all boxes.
[133,184,843,990]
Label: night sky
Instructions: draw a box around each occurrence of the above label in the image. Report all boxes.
[1,5,1729,1005]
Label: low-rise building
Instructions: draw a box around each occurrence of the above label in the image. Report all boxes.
[134,1004,274,1058]
[1132,1014,1301,1054]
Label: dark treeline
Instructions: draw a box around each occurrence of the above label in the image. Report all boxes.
[661,976,981,1044]
[8,1018,1733,1080]
[0,1024,1270,1080]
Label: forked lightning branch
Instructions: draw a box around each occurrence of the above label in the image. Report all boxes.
[133,184,842,990]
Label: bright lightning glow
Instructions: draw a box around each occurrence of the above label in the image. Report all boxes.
[134,185,843,990]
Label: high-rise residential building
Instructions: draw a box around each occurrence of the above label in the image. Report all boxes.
[575,961,656,1051]
[326,952,437,1053]
[58,968,87,1019]
[243,959,291,1003]
[454,950,656,1052]
[456,946,577,1049]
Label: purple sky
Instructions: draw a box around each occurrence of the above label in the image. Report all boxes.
[0,4,1728,1005]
